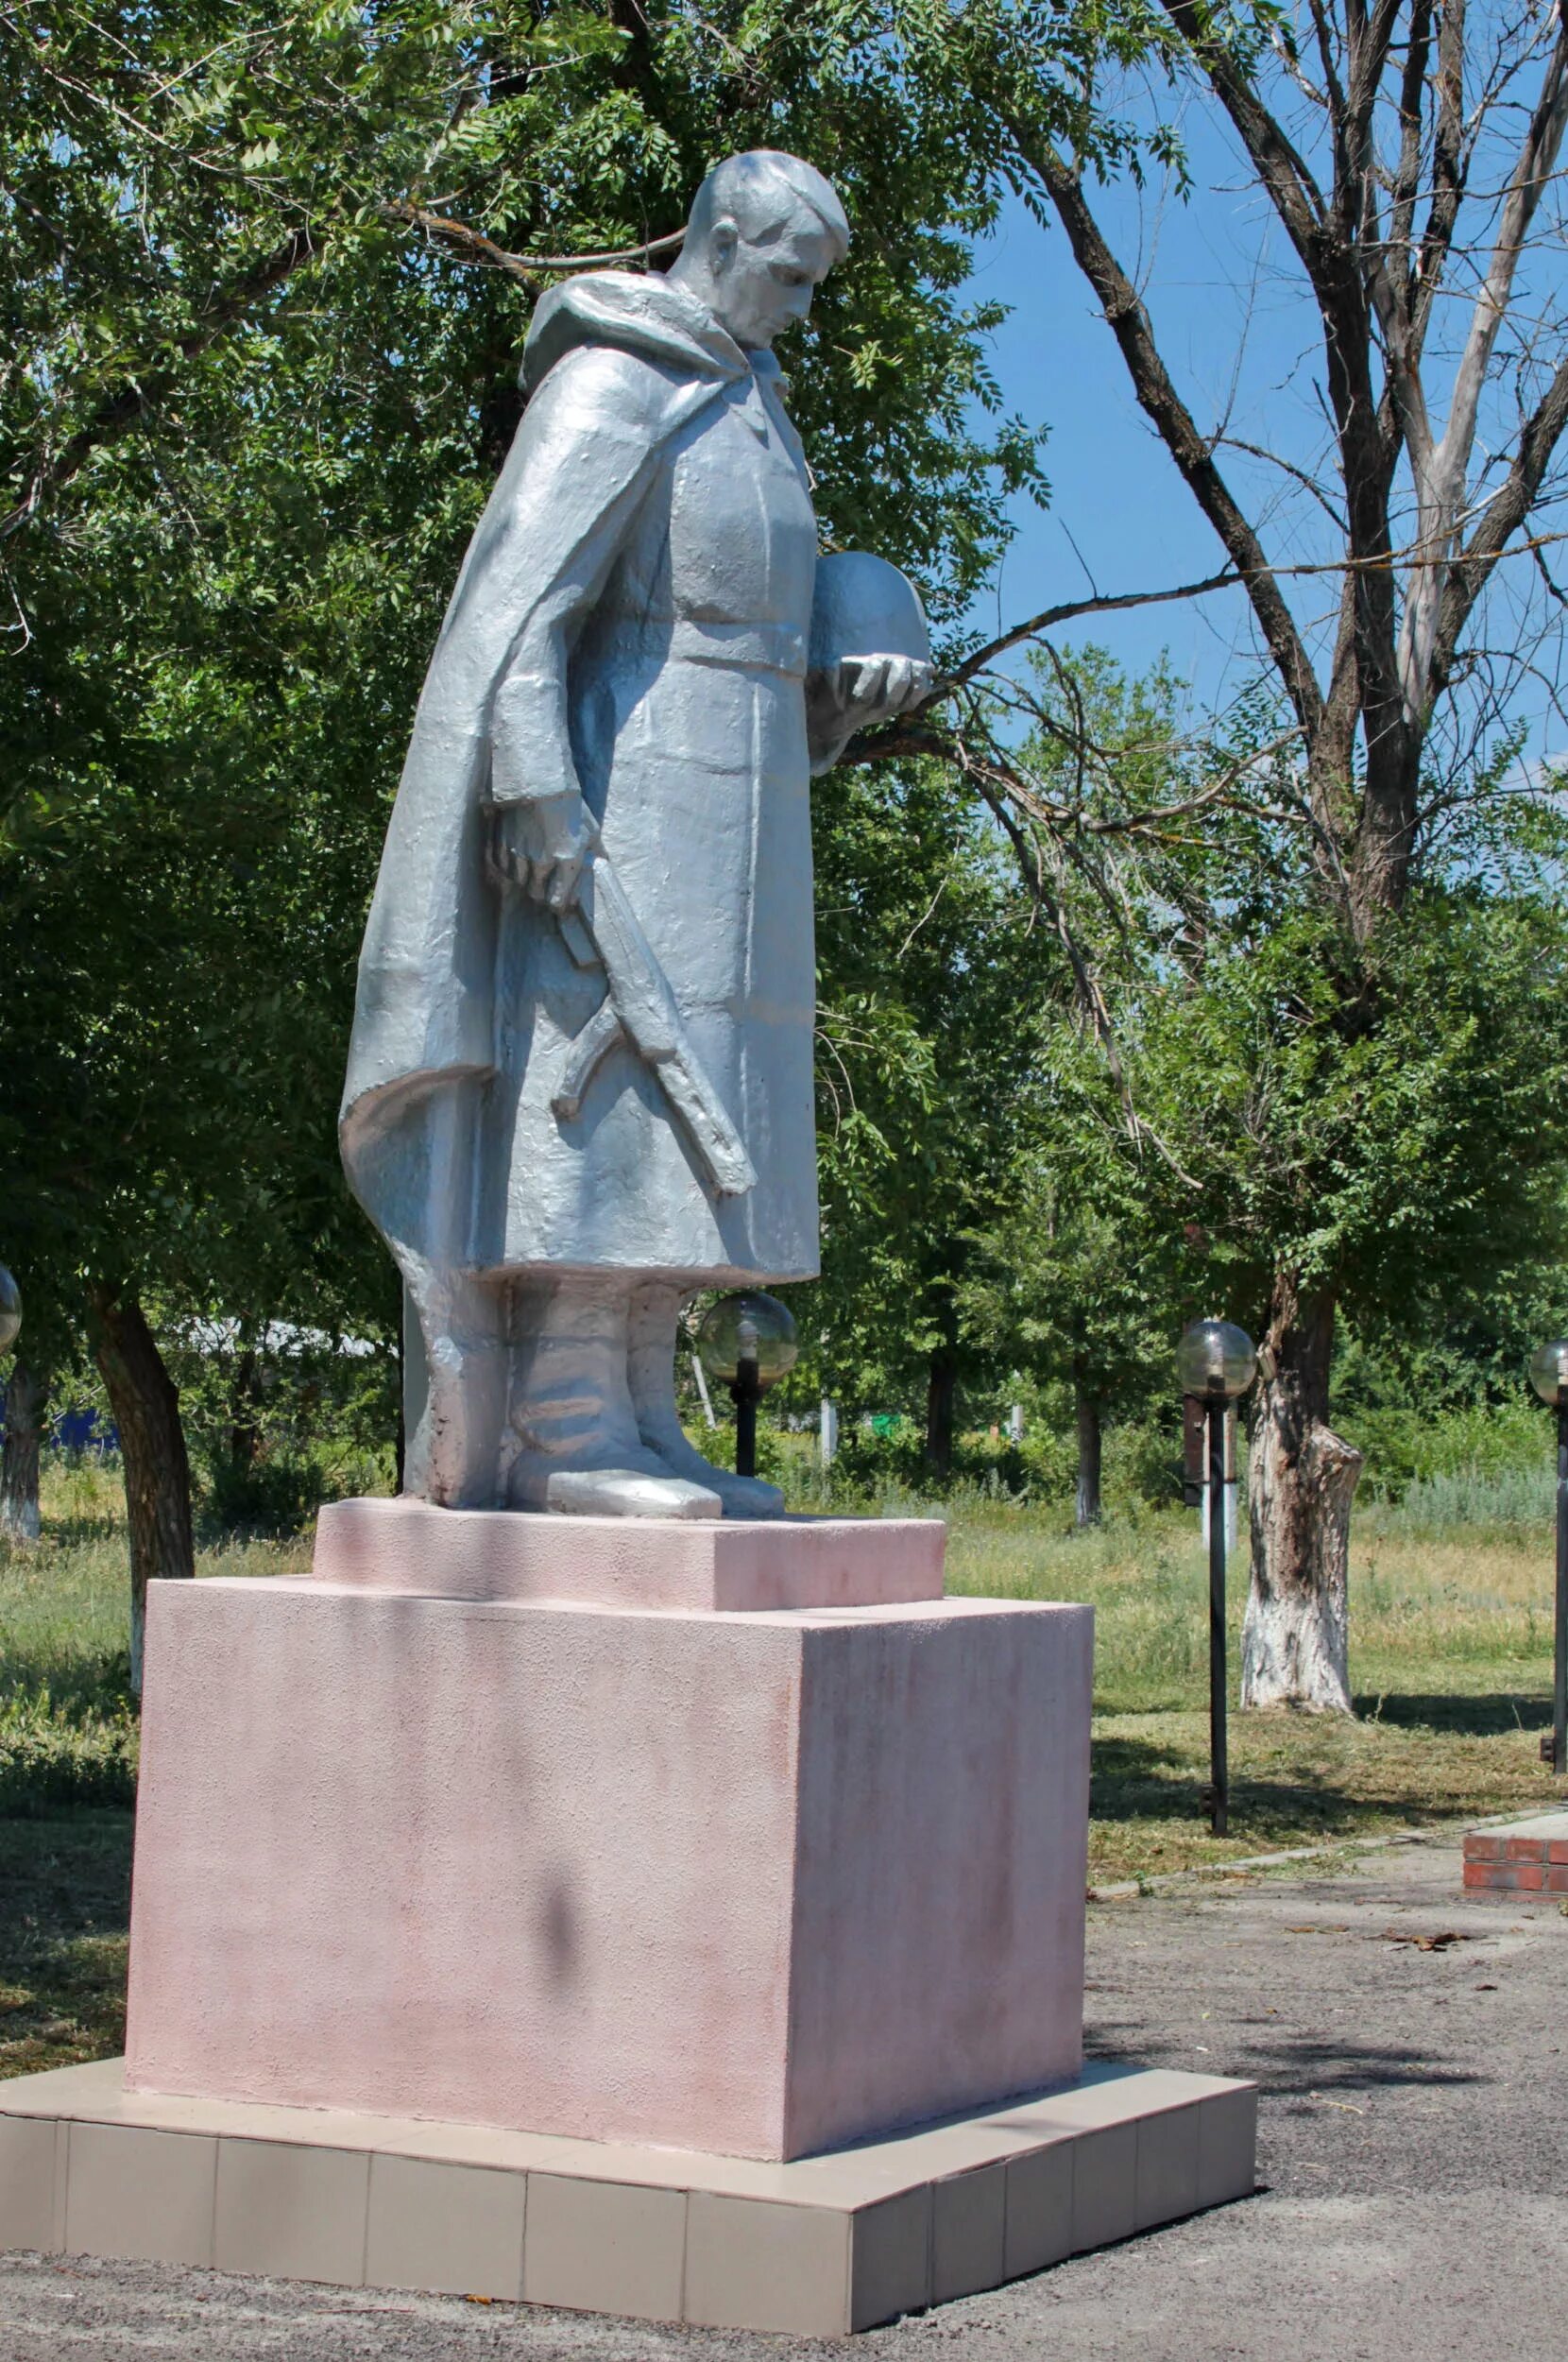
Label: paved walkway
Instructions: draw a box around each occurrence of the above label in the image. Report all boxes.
[2,1835,1562,2359]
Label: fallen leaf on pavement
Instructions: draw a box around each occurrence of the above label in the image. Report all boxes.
[1382,1929,1473,1951]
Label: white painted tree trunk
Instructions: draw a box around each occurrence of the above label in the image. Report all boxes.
[1239,1283,1362,1714]
[0,1361,44,1544]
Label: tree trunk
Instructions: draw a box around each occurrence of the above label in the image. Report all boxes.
[1,1361,46,1544]
[924,1343,957,1476]
[86,1289,195,1694]
[1074,1371,1102,1529]
[226,1342,263,1473]
[1240,1275,1362,1713]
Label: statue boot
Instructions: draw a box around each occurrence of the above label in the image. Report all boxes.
[399,1259,514,1511]
[628,1281,786,1520]
[506,1275,721,1518]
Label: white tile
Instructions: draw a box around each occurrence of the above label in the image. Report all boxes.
[1135,2100,1201,2231]
[523,2173,685,2321]
[0,2114,57,2251]
[850,2187,931,2331]
[1070,2124,1136,2252]
[65,2124,215,2267]
[931,2164,1005,2303]
[213,2138,368,2285]
[685,2194,849,2335]
[1198,2086,1257,2208]
[366,2155,524,2300]
[1003,2136,1073,2279]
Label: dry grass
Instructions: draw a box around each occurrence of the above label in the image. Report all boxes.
[0,1462,1561,2079]
[0,1465,312,2080]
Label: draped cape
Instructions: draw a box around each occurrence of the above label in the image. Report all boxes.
[341,275,751,1165]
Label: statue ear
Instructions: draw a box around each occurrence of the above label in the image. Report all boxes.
[708,217,740,273]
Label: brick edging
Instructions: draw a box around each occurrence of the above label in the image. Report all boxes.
[1462,1817,1568,1892]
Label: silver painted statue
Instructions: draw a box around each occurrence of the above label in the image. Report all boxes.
[341,152,932,1517]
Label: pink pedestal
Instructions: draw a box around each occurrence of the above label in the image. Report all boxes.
[124,1509,1092,2163]
[314,1494,946,1613]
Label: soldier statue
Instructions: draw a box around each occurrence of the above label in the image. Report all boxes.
[342,151,931,1517]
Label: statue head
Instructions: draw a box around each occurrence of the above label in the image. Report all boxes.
[668,151,849,351]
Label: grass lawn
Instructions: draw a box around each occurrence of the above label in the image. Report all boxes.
[0,1460,1560,2079]
[946,1498,1559,1877]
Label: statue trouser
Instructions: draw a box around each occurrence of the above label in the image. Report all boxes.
[401,1265,784,1519]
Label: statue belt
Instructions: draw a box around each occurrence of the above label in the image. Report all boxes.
[619,616,809,680]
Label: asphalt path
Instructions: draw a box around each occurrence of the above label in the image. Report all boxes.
[2,1835,1562,2360]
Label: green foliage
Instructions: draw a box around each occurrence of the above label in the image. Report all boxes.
[784,756,1066,1422]
[161,1326,398,1530]
[1006,654,1568,1399]
[0,1693,138,1816]
[1376,1463,1557,1531]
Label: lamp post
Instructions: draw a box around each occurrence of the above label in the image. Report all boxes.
[1177,1317,1258,1837]
[0,1267,20,1356]
[694,1292,798,1480]
[1527,1340,1568,1778]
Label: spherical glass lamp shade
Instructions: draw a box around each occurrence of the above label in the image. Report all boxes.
[1177,1317,1256,1403]
[0,1265,20,1355]
[1528,1340,1568,1406]
[693,1291,798,1395]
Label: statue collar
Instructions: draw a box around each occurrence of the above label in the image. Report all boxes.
[521,270,767,393]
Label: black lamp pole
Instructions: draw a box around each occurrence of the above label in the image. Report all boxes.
[1179,1318,1255,1840]
[732,1324,761,1480]
[1207,1397,1229,1836]
[1555,1392,1567,1777]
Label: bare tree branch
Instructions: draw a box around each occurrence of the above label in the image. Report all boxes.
[946,569,1239,690]
[1411,0,1469,356]
[383,201,686,278]
[1432,347,1568,690]
[1160,0,1328,262]
[1398,19,1568,718]
[1015,134,1326,737]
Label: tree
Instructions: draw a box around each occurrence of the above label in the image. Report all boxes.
[3,2,1142,1629]
[1,1360,46,1544]
[805,756,1060,1462]
[966,651,1568,1704]
[962,1162,1172,1525]
[942,657,1189,1522]
[909,0,1568,1704]
[0,1281,79,1550]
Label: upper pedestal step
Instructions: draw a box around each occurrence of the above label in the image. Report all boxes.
[312,1495,946,1615]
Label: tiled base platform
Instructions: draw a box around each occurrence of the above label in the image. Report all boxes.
[0,2057,1255,2335]
[1463,1809,1568,1893]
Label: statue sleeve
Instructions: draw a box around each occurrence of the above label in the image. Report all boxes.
[478,363,670,810]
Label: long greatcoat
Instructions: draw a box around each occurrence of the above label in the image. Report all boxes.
[341,273,823,1287]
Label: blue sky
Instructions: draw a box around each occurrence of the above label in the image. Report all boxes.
[962,141,1332,722]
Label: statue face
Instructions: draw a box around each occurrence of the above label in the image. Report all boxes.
[698,212,840,351]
